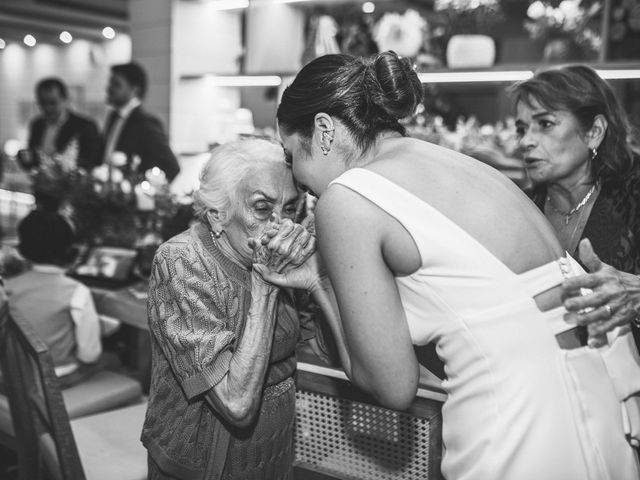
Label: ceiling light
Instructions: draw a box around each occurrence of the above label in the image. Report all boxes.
[362,2,375,13]
[102,27,116,39]
[59,31,73,44]
[23,34,36,47]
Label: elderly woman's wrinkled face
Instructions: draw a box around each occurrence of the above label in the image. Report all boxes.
[515,97,592,186]
[224,161,300,266]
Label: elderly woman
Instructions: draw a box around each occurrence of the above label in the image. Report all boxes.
[509,65,640,349]
[141,137,314,480]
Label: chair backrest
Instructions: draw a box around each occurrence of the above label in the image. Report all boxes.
[0,305,86,480]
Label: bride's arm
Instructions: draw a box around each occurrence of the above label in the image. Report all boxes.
[314,187,419,410]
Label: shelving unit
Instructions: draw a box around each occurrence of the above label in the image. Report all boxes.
[178,62,640,87]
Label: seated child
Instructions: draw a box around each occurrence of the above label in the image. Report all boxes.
[5,209,104,387]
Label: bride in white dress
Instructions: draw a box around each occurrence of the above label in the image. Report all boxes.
[266,51,640,480]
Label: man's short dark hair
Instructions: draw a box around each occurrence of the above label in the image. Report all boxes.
[35,77,68,99]
[18,209,75,265]
[111,62,148,99]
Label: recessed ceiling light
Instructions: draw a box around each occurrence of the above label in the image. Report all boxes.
[24,34,36,47]
[102,26,116,39]
[362,2,375,13]
[59,31,73,44]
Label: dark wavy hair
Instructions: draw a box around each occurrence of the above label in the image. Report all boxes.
[18,209,75,265]
[508,64,639,187]
[36,77,68,99]
[111,62,148,99]
[277,51,423,158]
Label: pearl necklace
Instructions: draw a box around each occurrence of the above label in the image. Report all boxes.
[546,182,598,225]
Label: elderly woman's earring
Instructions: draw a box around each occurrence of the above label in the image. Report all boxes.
[591,147,598,160]
[213,229,222,239]
[320,128,334,156]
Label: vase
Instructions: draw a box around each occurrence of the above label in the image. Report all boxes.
[542,38,583,62]
[446,34,496,69]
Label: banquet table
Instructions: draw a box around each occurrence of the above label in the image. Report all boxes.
[90,281,151,392]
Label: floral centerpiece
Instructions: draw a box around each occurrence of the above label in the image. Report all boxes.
[433,0,504,35]
[373,9,429,58]
[372,9,444,69]
[432,0,504,68]
[26,149,183,273]
[524,0,602,60]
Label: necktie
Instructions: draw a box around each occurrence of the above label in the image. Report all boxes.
[103,111,121,164]
[104,110,119,138]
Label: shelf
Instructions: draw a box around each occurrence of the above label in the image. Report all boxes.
[418,63,640,83]
[179,62,640,86]
[179,74,282,86]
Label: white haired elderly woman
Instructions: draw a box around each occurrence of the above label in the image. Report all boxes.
[141,137,315,480]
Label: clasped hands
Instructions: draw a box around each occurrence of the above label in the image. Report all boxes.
[249,214,324,292]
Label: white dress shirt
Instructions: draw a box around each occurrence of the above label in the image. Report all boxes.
[31,264,103,376]
[103,97,142,164]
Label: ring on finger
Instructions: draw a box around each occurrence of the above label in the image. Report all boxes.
[604,304,612,316]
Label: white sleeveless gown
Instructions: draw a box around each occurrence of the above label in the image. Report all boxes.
[331,168,640,480]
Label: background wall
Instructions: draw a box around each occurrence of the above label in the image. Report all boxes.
[0,34,131,149]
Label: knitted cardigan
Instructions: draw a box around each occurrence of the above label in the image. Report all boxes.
[141,222,298,479]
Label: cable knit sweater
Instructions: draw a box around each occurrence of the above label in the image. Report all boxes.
[141,222,299,480]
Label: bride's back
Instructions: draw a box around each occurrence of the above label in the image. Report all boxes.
[368,136,563,276]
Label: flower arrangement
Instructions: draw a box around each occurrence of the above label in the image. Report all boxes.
[373,9,428,58]
[524,0,602,54]
[433,0,504,35]
[27,151,182,250]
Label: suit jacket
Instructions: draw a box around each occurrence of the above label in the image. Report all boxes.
[28,111,102,169]
[106,106,180,182]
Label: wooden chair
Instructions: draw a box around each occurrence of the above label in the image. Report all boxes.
[0,305,148,480]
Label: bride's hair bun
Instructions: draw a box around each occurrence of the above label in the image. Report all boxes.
[368,51,423,120]
[277,51,424,156]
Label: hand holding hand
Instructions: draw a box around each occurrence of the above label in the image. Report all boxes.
[253,252,327,292]
[562,239,640,340]
[253,215,316,273]
[249,215,320,288]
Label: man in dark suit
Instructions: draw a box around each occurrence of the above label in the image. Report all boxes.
[103,62,180,182]
[27,77,102,170]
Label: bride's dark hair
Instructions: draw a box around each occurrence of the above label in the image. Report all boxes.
[277,51,423,155]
